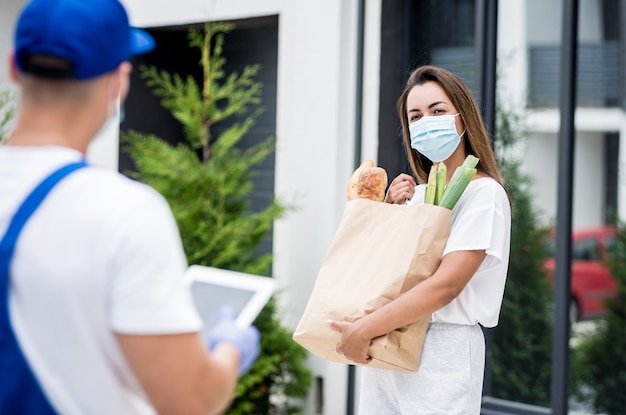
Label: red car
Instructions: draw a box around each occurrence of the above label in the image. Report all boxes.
[544,226,617,323]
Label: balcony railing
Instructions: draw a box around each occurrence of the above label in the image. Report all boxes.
[529,41,620,108]
[431,46,477,94]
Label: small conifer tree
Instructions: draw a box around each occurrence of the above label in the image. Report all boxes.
[570,221,626,414]
[123,22,311,414]
[489,98,553,406]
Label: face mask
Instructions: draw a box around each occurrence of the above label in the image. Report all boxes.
[92,100,123,145]
[409,113,465,162]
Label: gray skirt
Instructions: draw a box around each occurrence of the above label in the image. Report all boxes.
[358,323,485,415]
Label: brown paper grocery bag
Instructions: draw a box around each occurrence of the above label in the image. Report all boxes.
[293,198,451,371]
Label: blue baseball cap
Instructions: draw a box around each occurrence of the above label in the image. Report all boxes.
[14,0,155,80]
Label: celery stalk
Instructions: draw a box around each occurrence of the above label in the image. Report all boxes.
[435,163,446,205]
[438,154,479,209]
[424,165,437,204]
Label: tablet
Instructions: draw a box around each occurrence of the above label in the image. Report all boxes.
[186,265,276,341]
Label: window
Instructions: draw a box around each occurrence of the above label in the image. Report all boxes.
[572,238,600,262]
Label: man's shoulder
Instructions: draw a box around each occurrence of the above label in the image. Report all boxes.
[72,166,171,215]
[80,166,158,196]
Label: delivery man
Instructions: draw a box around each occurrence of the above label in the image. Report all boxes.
[0,0,260,414]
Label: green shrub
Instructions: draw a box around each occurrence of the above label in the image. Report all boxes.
[123,22,312,414]
[489,98,553,406]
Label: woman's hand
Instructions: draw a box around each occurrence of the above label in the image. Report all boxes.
[328,320,373,365]
[385,174,417,204]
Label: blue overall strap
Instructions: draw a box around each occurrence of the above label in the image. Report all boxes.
[0,160,88,415]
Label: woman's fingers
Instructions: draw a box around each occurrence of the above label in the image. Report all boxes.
[387,174,416,204]
[328,320,373,364]
[328,320,346,333]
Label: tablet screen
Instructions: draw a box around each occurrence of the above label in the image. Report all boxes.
[186,265,276,341]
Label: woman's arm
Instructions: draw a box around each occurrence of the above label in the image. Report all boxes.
[329,248,486,364]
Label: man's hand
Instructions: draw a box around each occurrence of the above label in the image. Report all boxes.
[209,306,260,375]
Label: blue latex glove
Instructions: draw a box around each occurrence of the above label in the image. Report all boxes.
[208,306,260,375]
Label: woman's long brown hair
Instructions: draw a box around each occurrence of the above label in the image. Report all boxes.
[397,65,505,190]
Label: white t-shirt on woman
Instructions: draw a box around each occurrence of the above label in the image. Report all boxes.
[407,177,511,327]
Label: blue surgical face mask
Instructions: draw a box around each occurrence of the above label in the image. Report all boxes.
[409,113,465,162]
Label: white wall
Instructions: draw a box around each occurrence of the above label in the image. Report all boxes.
[0,0,23,110]
[0,0,21,141]
[526,0,561,45]
[497,0,527,111]
[526,0,603,45]
[122,0,281,27]
[0,0,22,82]
[525,129,605,228]
[271,1,359,412]
[573,131,605,227]
[524,132,559,223]
[524,107,624,228]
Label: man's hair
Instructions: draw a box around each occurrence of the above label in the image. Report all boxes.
[20,55,74,79]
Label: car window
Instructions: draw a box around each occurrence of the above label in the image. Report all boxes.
[605,236,616,256]
[572,238,600,261]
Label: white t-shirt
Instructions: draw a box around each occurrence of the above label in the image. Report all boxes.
[407,177,511,327]
[0,145,203,415]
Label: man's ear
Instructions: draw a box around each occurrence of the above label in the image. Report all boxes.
[8,51,20,83]
[108,62,132,102]
[119,62,132,103]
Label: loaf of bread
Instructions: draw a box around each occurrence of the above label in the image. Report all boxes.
[347,160,388,202]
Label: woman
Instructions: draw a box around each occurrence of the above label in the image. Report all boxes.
[329,65,511,414]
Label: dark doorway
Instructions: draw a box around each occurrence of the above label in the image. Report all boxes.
[121,15,280,259]
[378,0,476,182]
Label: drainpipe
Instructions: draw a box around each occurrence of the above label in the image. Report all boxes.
[475,0,498,146]
[474,0,498,397]
[551,0,579,414]
[352,0,366,171]
[347,0,366,414]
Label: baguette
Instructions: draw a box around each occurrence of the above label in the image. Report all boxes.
[347,160,388,202]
